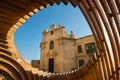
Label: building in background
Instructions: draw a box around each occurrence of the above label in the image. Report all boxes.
[31,60,40,69]
[39,24,96,73]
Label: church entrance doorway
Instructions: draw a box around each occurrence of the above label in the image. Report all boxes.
[48,58,54,73]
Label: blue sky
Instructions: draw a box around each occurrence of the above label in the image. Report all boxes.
[14,3,92,63]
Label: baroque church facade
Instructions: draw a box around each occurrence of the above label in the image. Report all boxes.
[39,24,96,73]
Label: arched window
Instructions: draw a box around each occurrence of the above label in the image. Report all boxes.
[50,41,54,49]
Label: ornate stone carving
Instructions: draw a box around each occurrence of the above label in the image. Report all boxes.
[47,50,57,57]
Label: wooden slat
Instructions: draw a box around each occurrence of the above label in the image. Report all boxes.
[21,0,44,10]
[0,1,32,13]
[0,43,9,49]
[0,21,14,26]
[4,0,37,13]
[26,71,35,80]
[69,0,77,7]
[92,0,117,79]
[45,0,54,6]
[0,48,12,55]
[61,0,69,5]
[0,19,18,26]
[0,2,31,17]
[0,13,19,21]
[0,9,27,23]
[32,0,48,8]
[0,15,23,26]
[0,9,20,19]
[87,0,113,79]
[79,1,107,79]
[115,0,120,12]
[0,40,8,44]
[99,0,120,79]
[52,0,61,5]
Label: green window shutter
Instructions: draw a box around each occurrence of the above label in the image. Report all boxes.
[86,42,96,54]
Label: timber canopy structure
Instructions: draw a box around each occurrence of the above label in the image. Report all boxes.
[0,0,120,80]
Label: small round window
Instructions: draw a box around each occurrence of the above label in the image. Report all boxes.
[51,31,54,35]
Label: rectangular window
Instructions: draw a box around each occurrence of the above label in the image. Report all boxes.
[38,61,40,64]
[79,60,84,67]
[85,42,96,54]
[77,45,82,53]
